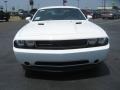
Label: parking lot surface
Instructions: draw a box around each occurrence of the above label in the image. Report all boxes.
[0,19,120,90]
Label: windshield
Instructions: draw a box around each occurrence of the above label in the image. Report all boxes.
[33,8,86,21]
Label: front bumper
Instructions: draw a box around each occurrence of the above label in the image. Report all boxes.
[13,44,109,70]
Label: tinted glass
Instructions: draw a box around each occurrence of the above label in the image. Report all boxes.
[33,8,86,21]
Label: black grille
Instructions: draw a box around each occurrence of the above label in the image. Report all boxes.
[28,61,90,72]
[35,40,87,50]
[35,61,89,66]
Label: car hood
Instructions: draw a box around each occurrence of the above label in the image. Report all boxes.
[15,20,108,40]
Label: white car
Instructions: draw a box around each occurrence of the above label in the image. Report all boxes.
[13,6,110,72]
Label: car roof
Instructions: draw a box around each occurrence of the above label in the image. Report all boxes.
[39,6,80,10]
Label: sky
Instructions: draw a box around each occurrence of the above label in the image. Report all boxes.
[0,0,120,11]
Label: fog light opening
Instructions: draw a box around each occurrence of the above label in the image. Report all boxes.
[94,60,99,64]
[24,62,30,66]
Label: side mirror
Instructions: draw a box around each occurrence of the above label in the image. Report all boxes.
[87,15,92,20]
[25,17,31,22]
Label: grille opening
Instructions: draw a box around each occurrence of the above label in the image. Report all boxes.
[35,39,88,50]
[14,38,108,50]
[34,60,89,66]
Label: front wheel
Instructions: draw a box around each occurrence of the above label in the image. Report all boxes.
[22,65,34,77]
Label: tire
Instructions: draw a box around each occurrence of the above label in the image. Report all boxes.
[22,65,33,77]
[5,19,9,22]
[112,16,115,19]
[117,16,119,19]
[25,69,33,77]
[114,16,117,19]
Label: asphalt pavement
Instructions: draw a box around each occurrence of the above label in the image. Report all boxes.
[0,19,120,90]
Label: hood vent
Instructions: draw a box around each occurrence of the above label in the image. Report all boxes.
[76,22,82,24]
[38,23,44,25]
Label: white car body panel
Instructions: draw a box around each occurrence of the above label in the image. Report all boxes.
[13,44,109,64]
[15,20,108,40]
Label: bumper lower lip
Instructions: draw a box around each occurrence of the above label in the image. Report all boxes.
[22,63,98,72]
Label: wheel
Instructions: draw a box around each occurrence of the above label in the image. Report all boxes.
[22,65,34,77]
[5,19,9,22]
[25,69,33,77]
[117,16,119,19]
[114,16,117,19]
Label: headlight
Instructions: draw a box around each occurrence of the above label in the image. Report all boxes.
[14,40,35,48]
[14,40,25,47]
[88,39,97,45]
[98,38,108,45]
[88,38,108,46]
[25,41,35,47]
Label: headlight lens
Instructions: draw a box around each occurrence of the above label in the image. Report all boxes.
[25,41,35,47]
[88,39,97,45]
[98,38,108,45]
[14,40,25,47]
[14,40,35,48]
[88,38,108,46]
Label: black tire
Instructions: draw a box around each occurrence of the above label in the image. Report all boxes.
[5,19,9,22]
[25,69,33,77]
[112,16,115,19]
[117,15,119,19]
[114,16,117,19]
[22,65,34,77]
